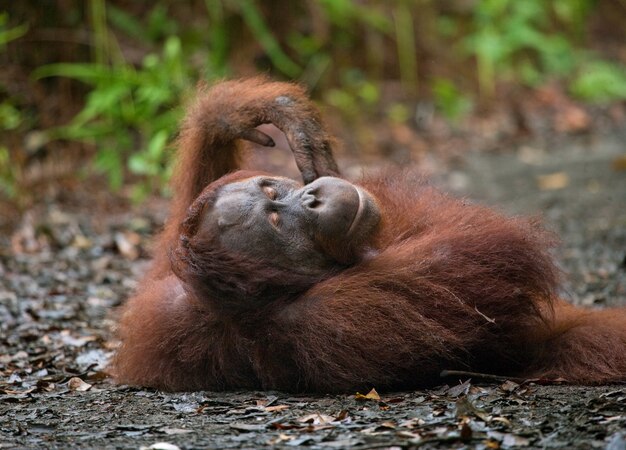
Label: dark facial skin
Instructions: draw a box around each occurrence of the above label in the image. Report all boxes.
[197,176,381,275]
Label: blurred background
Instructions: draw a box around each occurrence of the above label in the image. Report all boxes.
[0,0,625,219]
[0,3,625,415]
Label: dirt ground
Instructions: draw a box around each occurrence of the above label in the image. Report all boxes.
[1,130,625,449]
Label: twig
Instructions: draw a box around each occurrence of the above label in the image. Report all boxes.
[440,369,527,383]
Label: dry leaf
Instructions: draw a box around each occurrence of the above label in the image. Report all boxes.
[456,397,490,421]
[60,331,97,348]
[114,231,141,260]
[255,395,278,407]
[554,105,590,133]
[297,413,334,425]
[517,146,545,165]
[460,419,473,441]
[11,213,41,254]
[68,377,92,392]
[160,428,193,435]
[396,430,423,439]
[72,235,92,249]
[612,155,626,171]
[399,418,425,429]
[355,388,381,402]
[269,422,300,431]
[265,405,289,413]
[267,433,293,445]
[499,380,519,392]
[1,387,37,395]
[537,172,569,190]
[447,379,471,397]
[492,417,512,427]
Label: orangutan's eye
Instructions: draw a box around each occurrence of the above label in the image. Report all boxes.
[263,186,278,200]
[269,211,280,228]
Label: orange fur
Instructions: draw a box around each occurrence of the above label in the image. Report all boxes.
[112,79,626,392]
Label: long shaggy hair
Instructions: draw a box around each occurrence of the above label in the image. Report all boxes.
[112,78,626,393]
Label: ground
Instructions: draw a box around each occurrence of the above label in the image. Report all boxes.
[1,130,625,449]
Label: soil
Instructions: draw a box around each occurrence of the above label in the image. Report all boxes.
[1,130,625,449]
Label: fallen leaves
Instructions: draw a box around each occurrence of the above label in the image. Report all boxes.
[189,383,553,448]
[355,387,381,402]
[1,208,142,405]
[297,413,335,425]
[456,396,490,422]
[2,371,624,449]
[446,379,472,397]
[1,155,624,448]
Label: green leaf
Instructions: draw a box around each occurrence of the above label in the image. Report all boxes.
[129,152,154,176]
[148,129,168,160]
[0,22,28,46]
[571,61,626,103]
[33,63,114,84]
[0,102,22,130]
[95,149,124,190]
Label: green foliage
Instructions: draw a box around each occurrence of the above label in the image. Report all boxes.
[393,1,418,95]
[570,60,626,103]
[0,12,28,48]
[318,0,391,32]
[0,101,21,130]
[4,1,624,200]
[238,0,301,77]
[281,1,392,92]
[463,0,592,97]
[34,35,190,196]
[29,1,313,196]
[432,79,472,121]
[0,146,17,199]
[324,70,380,120]
[386,103,411,124]
[0,12,28,199]
[107,3,178,44]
